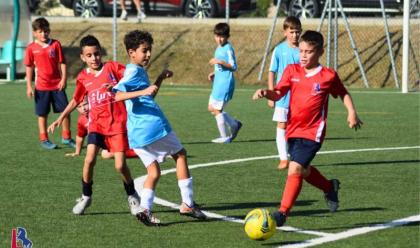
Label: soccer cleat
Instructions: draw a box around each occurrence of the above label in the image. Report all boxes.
[127,193,142,215]
[137,11,146,21]
[211,136,232,144]
[120,10,128,20]
[41,140,57,149]
[62,138,76,148]
[277,160,289,170]
[136,209,161,226]
[324,179,340,212]
[72,196,92,215]
[230,121,242,141]
[179,202,207,220]
[271,211,287,227]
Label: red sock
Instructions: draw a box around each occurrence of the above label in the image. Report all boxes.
[62,130,71,140]
[279,174,303,215]
[304,166,332,193]
[39,133,48,141]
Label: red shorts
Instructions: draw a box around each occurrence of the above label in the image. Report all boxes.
[87,132,129,153]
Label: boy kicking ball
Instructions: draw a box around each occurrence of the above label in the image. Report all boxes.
[253,30,362,227]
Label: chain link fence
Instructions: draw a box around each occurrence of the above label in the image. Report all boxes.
[51,17,419,89]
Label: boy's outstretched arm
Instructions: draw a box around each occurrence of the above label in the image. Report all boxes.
[48,99,78,133]
[65,136,84,157]
[341,93,363,130]
[114,85,158,101]
[152,69,173,97]
[252,89,282,101]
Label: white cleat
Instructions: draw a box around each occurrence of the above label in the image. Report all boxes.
[127,193,142,215]
[211,136,232,144]
[137,11,146,22]
[120,10,128,20]
[72,196,92,215]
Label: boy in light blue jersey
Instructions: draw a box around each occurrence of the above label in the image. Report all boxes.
[268,16,302,170]
[113,30,206,226]
[208,22,242,144]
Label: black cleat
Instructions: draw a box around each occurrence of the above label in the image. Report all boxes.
[271,211,287,227]
[324,179,340,212]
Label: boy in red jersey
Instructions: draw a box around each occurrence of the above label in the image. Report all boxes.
[253,30,363,227]
[48,35,141,216]
[66,96,137,159]
[24,17,75,149]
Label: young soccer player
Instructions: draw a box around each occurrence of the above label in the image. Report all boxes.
[24,17,75,149]
[48,35,141,216]
[113,30,207,226]
[268,16,302,170]
[253,30,363,227]
[208,22,242,144]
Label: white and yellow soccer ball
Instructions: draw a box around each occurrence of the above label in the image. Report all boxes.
[243,208,276,241]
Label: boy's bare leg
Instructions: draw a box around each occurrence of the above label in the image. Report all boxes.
[82,144,100,183]
[113,151,133,183]
[38,115,48,140]
[172,149,190,180]
[61,115,71,136]
[143,162,161,189]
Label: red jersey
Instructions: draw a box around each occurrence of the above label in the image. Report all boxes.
[73,61,127,135]
[275,64,348,143]
[23,39,66,91]
[77,114,89,138]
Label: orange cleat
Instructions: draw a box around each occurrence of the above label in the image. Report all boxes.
[278,160,289,170]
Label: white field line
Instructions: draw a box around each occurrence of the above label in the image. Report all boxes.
[133,146,420,239]
[280,214,420,248]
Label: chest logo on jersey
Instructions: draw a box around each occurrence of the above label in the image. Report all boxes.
[89,87,114,106]
[311,83,321,95]
[49,49,56,58]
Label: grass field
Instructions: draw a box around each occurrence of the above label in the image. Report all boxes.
[1,83,419,247]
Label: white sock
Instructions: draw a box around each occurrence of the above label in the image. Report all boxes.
[215,113,228,138]
[140,188,155,211]
[223,112,237,130]
[276,128,288,161]
[178,177,193,207]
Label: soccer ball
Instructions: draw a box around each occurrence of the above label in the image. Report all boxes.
[243,208,276,241]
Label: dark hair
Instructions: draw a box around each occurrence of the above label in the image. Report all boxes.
[124,30,154,52]
[283,16,301,30]
[32,17,50,31]
[300,30,324,51]
[214,22,230,38]
[79,35,102,53]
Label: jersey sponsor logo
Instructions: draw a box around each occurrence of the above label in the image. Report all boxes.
[48,49,56,58]
[311,83,321,95]
[89,86,114,107]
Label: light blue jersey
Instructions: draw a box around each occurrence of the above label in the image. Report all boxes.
[113,64,172,148]
[211,42,237,102]
[269,41,300,108]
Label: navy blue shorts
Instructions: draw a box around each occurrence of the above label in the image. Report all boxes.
[87,133,107,150]
[35,90,69,116]
[288,138,322,168]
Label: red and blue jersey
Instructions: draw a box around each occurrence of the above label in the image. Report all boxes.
[275,64,348,143]
[23,39,66,91]
[73,61,127,135]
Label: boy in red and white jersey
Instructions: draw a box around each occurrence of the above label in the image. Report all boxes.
[24,17,75,149]
[253,30,363,227]
[48,35,141,217]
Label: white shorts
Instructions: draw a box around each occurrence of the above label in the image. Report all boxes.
[208,96,228,111]
[272,107,289,122]
[133,131,184,167]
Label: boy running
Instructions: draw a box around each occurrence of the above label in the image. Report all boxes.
[253,30,363,227]
[268,16,301,170]
[48,35,141,216]
[113,30,206,226]
[24,17,75,149]
[208,22,242,143]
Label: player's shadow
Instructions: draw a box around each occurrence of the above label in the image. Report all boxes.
[83,211,129,216]
[262,240,304,246]
[323,159,420,167]
[315,216,418,231]
[289,207,385,219]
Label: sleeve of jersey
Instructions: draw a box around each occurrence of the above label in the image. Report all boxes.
[23,46,33,66]
[227,46,237,71]
[330,72,348,98]
[269,47,279,72]
[112,66,137,93]
[55,41,66,64]
[274,64,292,98]
[73,76,87,103]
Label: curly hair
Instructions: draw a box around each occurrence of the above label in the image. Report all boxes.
[124,30,154,52]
